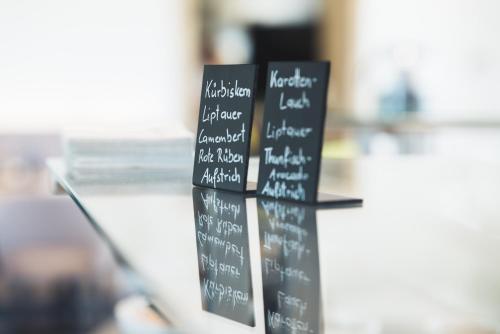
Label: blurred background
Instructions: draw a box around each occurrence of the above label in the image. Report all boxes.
[1,0,500,332]
[2,0,500,195]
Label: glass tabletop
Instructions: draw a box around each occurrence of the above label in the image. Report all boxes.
[47,156,500,333]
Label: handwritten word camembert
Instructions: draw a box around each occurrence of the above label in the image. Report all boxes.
[198,123,246,145]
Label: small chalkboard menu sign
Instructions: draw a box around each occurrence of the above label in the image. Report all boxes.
[193,64,258,193]
[256,61,330,203]
[256,61,362,206]
[257,198,321,334]
[192,187,255,326]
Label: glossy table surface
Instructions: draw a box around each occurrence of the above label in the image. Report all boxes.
[48,156,500,333]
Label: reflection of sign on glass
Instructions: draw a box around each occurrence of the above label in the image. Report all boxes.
[257,198,321,334]
[257,62,330,204]
[192,187,255,326]
[193,65,258,192]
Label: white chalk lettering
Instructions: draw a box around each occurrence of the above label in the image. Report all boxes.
[217,148,244,164]
[260,180,306,201]
[202,278,249,307]
[263,146,310,168]
[263,257,311,283]
[204,79,251,99]
[267,310,309,333]
[200,191,241,219]
[279,91,310,110]
[269,68,317,89]
[277,290,308,316]
[198,124,246,145]
[265,120,313,141]
[202,104,244,125]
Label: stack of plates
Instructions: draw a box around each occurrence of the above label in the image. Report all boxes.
[64,126,194,183]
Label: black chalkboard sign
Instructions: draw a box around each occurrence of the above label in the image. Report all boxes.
[192,187,255,326]
[256,61,330,204]
[257,198,321,334]
[193,64,258,193]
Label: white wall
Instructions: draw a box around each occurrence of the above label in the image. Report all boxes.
[0,0,187,131]
[354,0,500,121]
